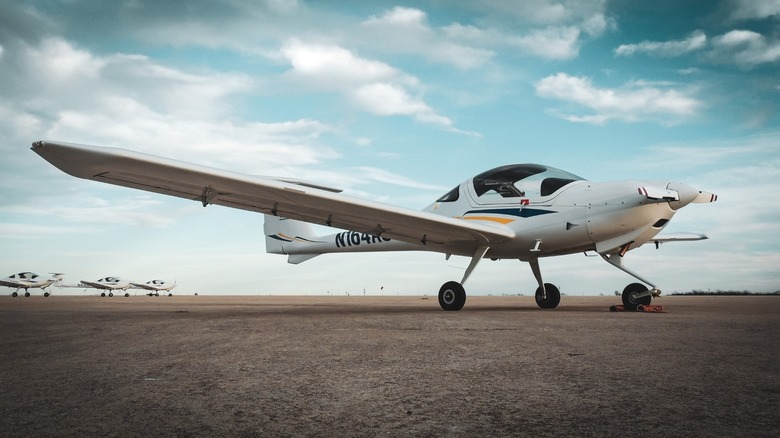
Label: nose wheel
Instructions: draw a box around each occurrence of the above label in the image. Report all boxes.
[622,283,652,311]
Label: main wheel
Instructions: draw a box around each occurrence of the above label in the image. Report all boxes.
[622,283,651,311]
[108,292,114,297]
[124,293,130,297]
[12,292,18,297]
[44,292,50,297]
[24,292,30,297]
[535,283,560,309]
[101,292,106,297]
[438,281,466,311]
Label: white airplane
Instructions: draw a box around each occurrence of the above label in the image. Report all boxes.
[32,140,717,311]
[79,277,132,297]
[131,280,176,296]
[1,272,64,297]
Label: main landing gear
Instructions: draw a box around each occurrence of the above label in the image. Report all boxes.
[438,281,466,311]
[10,289,51,297]
[437,246,489,311]
[530,259,560,309]
[435,252,563,311]
[535,283,560,309]
[435,277,561,311]
[99,291,130,297]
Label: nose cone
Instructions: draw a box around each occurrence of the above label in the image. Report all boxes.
[667,182,717,210]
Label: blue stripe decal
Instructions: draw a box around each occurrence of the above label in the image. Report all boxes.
[465,208,556,218]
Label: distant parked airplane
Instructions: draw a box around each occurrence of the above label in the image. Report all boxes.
[80,277,132,297]
[131,280,176,296]
[1,272,63,297]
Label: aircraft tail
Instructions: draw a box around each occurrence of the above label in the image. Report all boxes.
[263,215,323,264]
[263,215,418,263]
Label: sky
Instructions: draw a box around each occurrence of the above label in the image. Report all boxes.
[1,0,779,296]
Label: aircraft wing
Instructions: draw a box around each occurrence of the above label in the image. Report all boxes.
[130,283,154,290]
[652,232,708,243]
[32,141,515,255]
[79,281,107,289]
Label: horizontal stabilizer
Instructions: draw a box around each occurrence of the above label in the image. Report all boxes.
[652,232,708,243]
[287,253,321,264]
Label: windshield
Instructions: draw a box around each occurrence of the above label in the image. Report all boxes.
[472,164,584,201]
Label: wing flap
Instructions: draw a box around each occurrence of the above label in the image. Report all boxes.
[32,141,515,253]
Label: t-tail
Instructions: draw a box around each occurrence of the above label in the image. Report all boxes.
[263,215,419,264]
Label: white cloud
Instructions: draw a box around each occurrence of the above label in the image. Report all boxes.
[352,167,448,192]
[535,73,702,124]
[351,83,429,117]
[364,6,427,27]
[727,0,780,21]
[475,0,608,25]
[582,13,610,37]
[0,36,342,173]
[6,195,177,228]
[510,26,582,59]
[614,28,780,68]
[361,7,494,69]
[281,39,402,87]
[23,37,104,83]
[615,31,707,57]
[279,39,475,134]
[707,30,780,67]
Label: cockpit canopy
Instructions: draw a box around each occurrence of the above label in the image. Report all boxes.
[437,164,585,203]
[473,164,584,199]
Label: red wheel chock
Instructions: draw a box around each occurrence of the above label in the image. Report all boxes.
[609,304,665,313]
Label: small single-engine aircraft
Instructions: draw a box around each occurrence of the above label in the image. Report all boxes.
[1,272,64,297]
[131,280,176,296]
[79,277,132,297]
[33,140,717,310]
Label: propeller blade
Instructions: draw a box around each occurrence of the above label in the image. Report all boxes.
[693,191,718,203]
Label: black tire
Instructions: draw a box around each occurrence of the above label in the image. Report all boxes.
[24,292,30,297]
[12,292,18,297]
[535,283,561,309]
[44,292,50,297]
[101,292,106,297]
[124,293,130,297]
[622,283,651,311]
[108,292,113,297]
[438,281,466,311]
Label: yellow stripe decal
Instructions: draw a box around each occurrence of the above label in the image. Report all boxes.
[462,216,515,224]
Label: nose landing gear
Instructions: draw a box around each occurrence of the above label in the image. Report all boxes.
[603,254,664,311]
